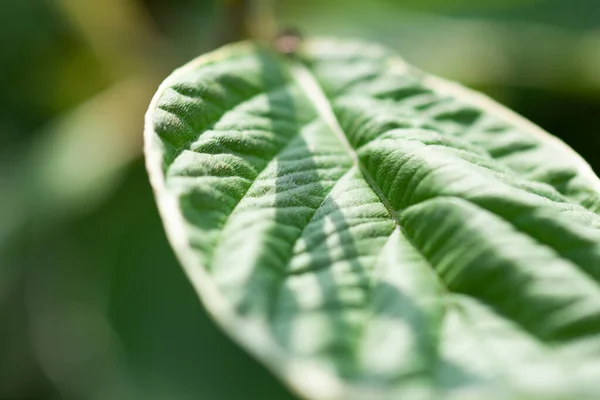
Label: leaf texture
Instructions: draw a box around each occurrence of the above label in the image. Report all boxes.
[145,39,600,399]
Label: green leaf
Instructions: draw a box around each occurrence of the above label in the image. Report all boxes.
[145,38,600,399]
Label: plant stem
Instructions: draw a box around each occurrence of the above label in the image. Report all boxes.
[223,0,252,42]
[221,0,278,43]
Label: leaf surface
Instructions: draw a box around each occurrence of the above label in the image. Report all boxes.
[145,38,600,399]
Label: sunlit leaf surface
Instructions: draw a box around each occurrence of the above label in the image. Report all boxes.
[145,39,600,399]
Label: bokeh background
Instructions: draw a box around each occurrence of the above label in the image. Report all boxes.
[2,0,599,399]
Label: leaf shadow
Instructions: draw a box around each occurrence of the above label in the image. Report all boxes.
[235,50,480,392]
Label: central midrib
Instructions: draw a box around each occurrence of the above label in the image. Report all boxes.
[286,57,453,386]
[286,59,400,228]
[285,56,455,297]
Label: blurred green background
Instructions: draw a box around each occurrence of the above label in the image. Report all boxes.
[1,0,599,399]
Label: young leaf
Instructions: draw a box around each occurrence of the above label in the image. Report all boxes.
[145,39,600,399]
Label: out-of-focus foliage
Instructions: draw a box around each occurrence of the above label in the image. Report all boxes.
[1,0,599,399]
